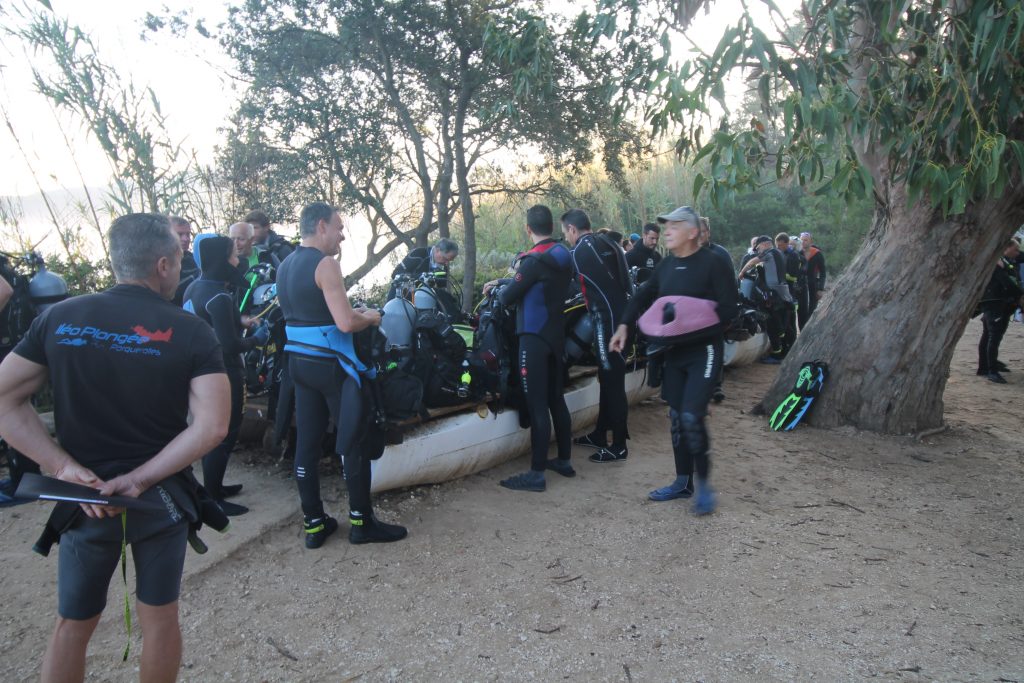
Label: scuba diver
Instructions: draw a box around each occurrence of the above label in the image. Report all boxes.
[610,206,737,515]
[483,205,574,492]
[738,235,794,362]
[386,238,460,302]
[277,201,407,548]
[561,208,633,463]
[183,234,269,515]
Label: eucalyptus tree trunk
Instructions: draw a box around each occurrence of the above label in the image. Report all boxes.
[759,178,1024,434]
[454,53,478,314]
[453,128,477,314]
[437,110,454,240]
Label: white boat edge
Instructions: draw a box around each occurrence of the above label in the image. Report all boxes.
[369,332,768,493]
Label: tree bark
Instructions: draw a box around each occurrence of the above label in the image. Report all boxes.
[437,102,454,240]
[454,52,478,314]
[759,179,1024,434]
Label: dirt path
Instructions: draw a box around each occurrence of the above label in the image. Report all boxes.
[2,319,1023,681]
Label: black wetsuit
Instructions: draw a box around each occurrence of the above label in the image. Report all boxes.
[703,241,736,395]
[705,242,733,270]
[386,247,451,301]
[978,257,1023,374]
[783,247,811,330]
[498,238,573,471]
[751,248,793,358]
[277,246,369,519]
[622,249,737,482]
[804,245,826,317]
[572,232,632,449]
[781,246,805,342]
[173,251,199,307]
[255,231,295,269]
[183,239,259,501]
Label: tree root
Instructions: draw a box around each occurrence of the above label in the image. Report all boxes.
[915,423,948,442]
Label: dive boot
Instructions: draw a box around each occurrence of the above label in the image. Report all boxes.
[304,515,338,549]
[349,512,408,544]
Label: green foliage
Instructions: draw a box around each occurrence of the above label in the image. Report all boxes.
[204,0,662,293]
[216,109,309,223]
[464,153,872,277]
[15,11,217,225]
[596,0,1024,216]
[44,255,113,297]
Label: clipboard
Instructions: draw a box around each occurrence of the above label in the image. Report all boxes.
[14,473,167,512]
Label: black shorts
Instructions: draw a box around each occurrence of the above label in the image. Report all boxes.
[58,509,189,620]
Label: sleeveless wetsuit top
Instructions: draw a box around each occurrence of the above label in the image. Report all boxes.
[277,245,368,383]
[277,246,334,325]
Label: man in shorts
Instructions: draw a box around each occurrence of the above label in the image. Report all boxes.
[0,213,229,683]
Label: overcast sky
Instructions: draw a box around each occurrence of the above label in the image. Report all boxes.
[0,0,234,197]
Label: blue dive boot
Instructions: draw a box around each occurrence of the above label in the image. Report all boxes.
[648,475,694,501]
[692,478,717,516]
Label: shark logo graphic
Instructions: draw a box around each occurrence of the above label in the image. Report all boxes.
[57,338,87,347]
[132,326,174,343]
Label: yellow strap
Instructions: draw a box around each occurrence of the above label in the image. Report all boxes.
[121,510,132,662]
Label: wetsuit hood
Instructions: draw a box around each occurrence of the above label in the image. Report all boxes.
[195,234,245,286]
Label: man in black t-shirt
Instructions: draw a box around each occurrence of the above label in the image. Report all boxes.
[626,223,663,271]
[0,213,229,683]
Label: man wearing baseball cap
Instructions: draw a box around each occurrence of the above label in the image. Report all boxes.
[609,204,737,514]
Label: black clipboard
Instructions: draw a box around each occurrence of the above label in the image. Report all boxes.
[14,473,166,512]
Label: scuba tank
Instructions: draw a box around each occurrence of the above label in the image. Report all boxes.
[564,304,594,364]
[28,263,68,313]
[739,276,756,301]
[250,282,277,308]
[380,297,417,351]
[413,285,439,313]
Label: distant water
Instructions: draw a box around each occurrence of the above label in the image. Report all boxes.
[1,188,398,289]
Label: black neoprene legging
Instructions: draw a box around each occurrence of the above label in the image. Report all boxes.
[595,345,629,448]
[202,366,243,497]
[660,338,723,480]
[978,307,1012,373]
[290,354,371,518]
[518,334,572,471]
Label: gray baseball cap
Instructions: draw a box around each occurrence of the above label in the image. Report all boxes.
[656,206,700,225]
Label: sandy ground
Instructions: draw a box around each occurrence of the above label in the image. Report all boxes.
[2,318,1023,682]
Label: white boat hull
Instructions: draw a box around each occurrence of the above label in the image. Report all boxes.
[369,332,769,492]
[370,368,654,492]
[724,332,769,367]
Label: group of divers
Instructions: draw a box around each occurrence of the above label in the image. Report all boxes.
[167,202,829,550]
[8,201,1022,681]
